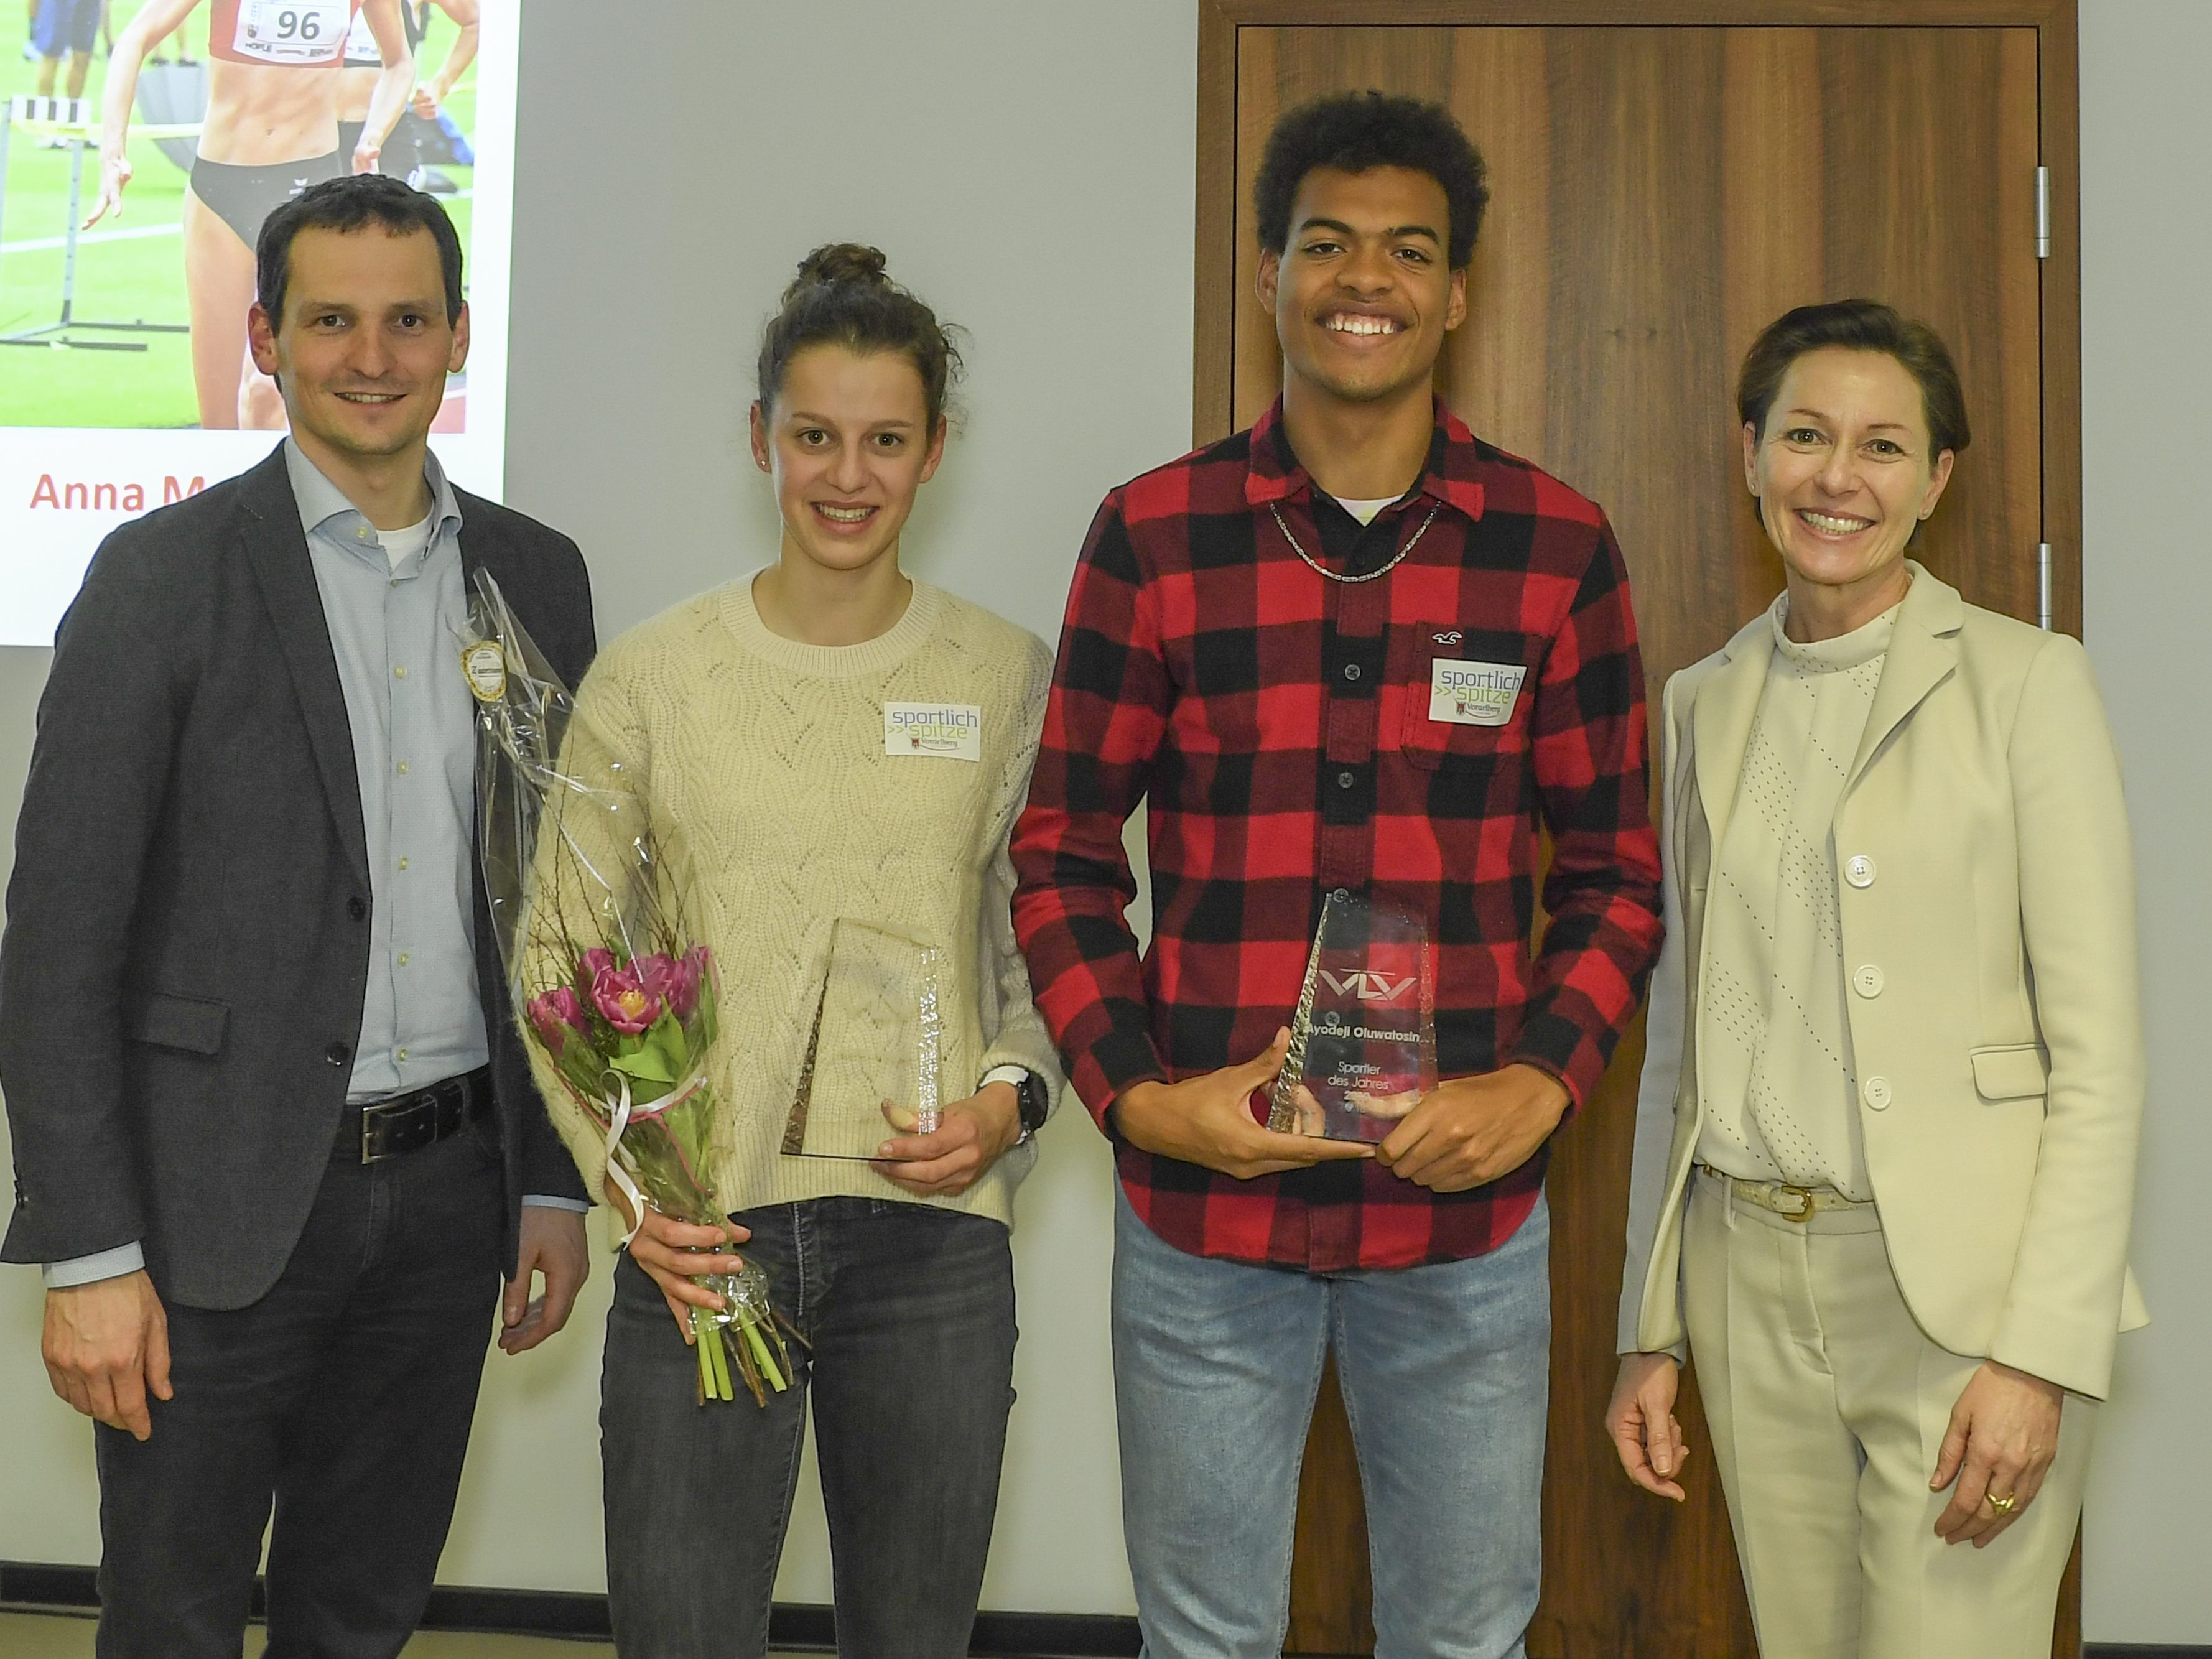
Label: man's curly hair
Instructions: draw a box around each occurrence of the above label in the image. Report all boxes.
[1254,91,1491,270]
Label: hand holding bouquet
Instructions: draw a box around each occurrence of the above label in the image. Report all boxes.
[467,573,797,1405]
[523,937,796,1404]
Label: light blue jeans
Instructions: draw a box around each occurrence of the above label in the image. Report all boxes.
[1112,1185,1551,1659]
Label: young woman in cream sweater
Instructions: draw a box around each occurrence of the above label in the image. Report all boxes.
[544,244,1057,1658]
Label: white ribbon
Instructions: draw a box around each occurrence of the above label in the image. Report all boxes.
[602,1069,707,1252]
[604,1072,649,1250]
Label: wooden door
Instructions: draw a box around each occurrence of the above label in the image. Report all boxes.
[1196,6,2083,1656]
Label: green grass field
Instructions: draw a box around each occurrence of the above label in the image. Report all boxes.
[0,0,476,427]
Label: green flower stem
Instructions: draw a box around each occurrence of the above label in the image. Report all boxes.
[742,1316,786,1393]
[712,1319,737,1401]
[692,1307,725,1401]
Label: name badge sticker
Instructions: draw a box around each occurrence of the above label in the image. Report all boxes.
[459,640,507,704]
[1429,658,1527,727]
[885,701,983,761]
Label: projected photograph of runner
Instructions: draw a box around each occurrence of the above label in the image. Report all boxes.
[0,0,484,430]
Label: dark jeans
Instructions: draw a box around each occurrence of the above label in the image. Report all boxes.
[93,1125,503,1659]
[602,1196,1017,1659]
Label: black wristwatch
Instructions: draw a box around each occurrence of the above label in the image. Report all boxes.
[1013,1069,1050,1145]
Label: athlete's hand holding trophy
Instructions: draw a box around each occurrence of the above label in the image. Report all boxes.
[1269,891,1438,1142]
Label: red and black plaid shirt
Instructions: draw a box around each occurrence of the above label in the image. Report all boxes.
[1012,397,1662,1271]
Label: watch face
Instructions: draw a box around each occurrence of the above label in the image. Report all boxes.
[1018,1074,1048,1131]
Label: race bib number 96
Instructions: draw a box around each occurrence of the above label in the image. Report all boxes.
[233,0,350,65]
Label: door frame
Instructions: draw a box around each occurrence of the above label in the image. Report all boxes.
[1192,4,2087,1653]
[1193,0,2083,632]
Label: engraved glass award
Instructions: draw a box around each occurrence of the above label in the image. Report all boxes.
[1268,892,1437,1143]
[782,919,948,1161]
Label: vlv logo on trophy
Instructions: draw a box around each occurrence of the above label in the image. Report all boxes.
[1269,890,1438,1143]
[1317,969,1418,1003]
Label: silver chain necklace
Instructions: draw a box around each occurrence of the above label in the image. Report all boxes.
[1270,500,1439,584]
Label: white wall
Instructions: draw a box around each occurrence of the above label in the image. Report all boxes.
[0,0,1195,1616]
[2076,0,2212,1644]
[448,0,1199,1612]
[1,0,2206,1640]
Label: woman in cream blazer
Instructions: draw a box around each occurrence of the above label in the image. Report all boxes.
[1607,300,2145,1659]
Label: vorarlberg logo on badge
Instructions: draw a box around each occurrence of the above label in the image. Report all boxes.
[1429,658,1528,728]
[882,702,983,762]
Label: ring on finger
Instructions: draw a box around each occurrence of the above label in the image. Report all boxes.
[1985,1490,2019,1516]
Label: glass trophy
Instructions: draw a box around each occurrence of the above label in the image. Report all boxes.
[1268,892,1437,1143]
[782,919,947,1161]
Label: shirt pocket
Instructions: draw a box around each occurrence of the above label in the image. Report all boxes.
[1393,625,1536,773]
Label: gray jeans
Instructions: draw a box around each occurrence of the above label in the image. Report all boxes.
[600,1196,1017,1659]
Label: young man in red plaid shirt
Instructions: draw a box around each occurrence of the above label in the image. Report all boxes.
[1013,92,1663,1657]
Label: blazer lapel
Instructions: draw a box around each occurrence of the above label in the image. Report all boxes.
[238,450,371,886]
[455,503,509,641]
[1690,613,1775,851]
[1844,562,1964,792]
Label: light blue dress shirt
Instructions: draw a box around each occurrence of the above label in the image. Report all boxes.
[45,444,580,1289]
[287,438,489,1102]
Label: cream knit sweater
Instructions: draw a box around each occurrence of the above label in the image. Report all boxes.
[528,574,1059,1229]
[1694,593,1898,1199]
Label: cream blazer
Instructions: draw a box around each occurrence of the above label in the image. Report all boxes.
[1617,565,2147,1400]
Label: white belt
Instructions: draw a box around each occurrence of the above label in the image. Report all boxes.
[1696,1163,1873,1224]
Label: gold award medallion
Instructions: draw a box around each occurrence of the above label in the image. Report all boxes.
[460,640,508,704]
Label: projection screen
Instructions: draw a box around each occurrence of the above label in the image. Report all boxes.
[0,0,516,647]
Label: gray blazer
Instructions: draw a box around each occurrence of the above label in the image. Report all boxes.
[0,446,597,1309]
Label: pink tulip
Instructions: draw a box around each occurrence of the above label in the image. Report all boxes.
[526,987,585,1054]
[666,947,707,1020]
[575,947,616,992]
[590,963,661,1036]
[633,952,680,1013]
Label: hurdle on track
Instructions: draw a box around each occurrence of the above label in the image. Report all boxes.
[0,95,201,351]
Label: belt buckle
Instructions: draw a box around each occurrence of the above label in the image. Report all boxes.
[1772,1184,1816,1222]
[360,1098,390,1164]
[360,1091,433,1164]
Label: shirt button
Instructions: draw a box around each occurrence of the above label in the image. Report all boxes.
[394,666,408,680]
[346,895,368,920]
[397,952,410,967]
[398,857,410,871]
[1852,964,1885,998]
[1332,887,1350,903]
[396,761,410,776]
[1845,855,1877,888]
[356,527,373,542]
[1343,663,1362,681]
[1336,770,1356,789]
[1862,1076,1894,1111]
[396,1048,409,1063]
[326,1041,351,1067]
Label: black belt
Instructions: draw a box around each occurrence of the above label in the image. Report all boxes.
[343,1067,493,1164]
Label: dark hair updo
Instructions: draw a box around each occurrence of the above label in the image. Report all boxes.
[755,243,963,433]
[1737,299,1972,458]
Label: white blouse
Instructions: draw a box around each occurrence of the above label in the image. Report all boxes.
[1693,592,1900,1199]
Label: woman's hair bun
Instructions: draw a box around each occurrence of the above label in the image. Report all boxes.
[759,241,962,431]
[786,242,891,301]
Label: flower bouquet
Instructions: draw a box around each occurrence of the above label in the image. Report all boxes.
[464,571,797,1405]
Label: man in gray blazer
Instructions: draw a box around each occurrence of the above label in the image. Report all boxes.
[0,175,596,1658]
